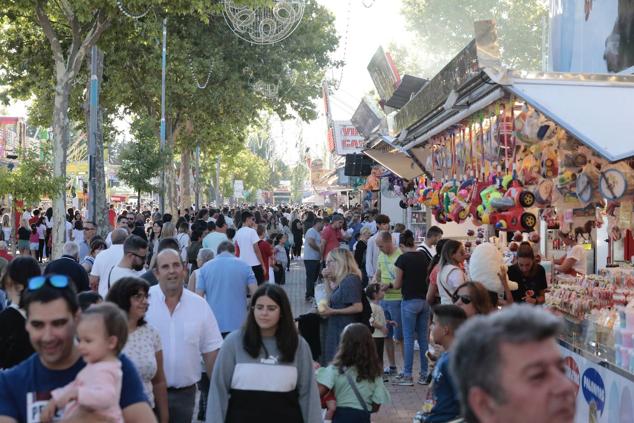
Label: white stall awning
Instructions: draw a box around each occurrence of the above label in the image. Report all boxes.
[363,148,424,180]
[508,72,634,162]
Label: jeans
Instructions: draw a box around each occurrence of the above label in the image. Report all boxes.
[304,260,320,298]
[381,300,402,340]
[401,298,431,378]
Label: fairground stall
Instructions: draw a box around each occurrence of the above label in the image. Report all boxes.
[361,20,634,422]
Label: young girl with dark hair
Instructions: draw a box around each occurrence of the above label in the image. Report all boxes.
[207,284,321,422]
[317,323,390,423]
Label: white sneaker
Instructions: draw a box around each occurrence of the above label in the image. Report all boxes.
[414,340,420,351]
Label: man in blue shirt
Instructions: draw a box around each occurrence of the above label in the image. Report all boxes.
[0,276,154,423]
[418,305,467,423]
[196,240,257,337]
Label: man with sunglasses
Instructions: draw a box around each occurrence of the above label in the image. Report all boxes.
[77,221,97,262]
[0,275,155,423]
[107,235,148,288]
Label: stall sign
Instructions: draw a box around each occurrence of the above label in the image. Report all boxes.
[559,344,634,423]
[333,121,365,155]
[367,46,400,102]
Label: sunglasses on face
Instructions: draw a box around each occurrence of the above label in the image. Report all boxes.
[28,275,70,291]
[452,294,472,305]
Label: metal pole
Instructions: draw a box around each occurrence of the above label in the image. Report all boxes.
[159,18,167,214]
[88,45,100,221]
[215,155,221,206]
[194,145,200,211]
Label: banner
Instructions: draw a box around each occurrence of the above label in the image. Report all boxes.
[233,180,244,199]
[550,0,634,73]
[333,121,365,155]
[559,343,634,423]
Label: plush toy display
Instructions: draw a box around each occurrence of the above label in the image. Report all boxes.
[468,243,518,296]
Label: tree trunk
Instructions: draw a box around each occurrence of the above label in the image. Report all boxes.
[51,78,71,260]
[84,48,109,239]
[179,148,192,212]
[137,188,141,212]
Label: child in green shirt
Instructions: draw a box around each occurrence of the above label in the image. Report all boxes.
[316,323,391,423]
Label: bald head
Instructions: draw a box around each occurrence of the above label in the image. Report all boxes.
[376,230,395,254]
[111,228,129,245]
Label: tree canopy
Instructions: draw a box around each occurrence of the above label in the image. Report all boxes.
[398,0,548,78]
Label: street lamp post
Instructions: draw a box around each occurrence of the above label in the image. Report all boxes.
[159,18,167,214]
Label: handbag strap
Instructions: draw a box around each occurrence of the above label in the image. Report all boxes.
[439,267,458,300]
[343,369,370,413]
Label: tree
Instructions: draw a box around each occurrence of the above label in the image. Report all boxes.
[117,119,164,211]
[290,163,309,203]
[400,0,548,77]
[0,144,65,251]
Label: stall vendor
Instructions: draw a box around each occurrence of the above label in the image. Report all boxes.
[507,242,547,304]
[553,230,587,276]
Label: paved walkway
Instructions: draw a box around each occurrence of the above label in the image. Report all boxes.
[192,258,429,422]
[284,258,428,423]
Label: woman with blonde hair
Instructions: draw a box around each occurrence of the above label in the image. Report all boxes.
[159,222,177,240]
[319,247,364,363]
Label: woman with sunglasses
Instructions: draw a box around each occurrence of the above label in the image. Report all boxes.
[451,281,495,317]
[207,284,321,422]
[0,257,40,369]
[319,248,364,364]
[106,277,169,423]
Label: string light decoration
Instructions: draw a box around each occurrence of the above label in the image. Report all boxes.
[223,0,306,45]
[116,0,151,19]
[361,0,375,7]
[188,55,214,90]
[330,0,351,90]
[252,67,299,100]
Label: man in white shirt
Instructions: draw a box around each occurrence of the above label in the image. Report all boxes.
[105,215,130,247]
[90,228,127,297]
[222,207,234,228]
[366,214,392,280]
[417,225,444,261]
[108,235,148,287]
[233,211,265,285]
[146,249,223,423]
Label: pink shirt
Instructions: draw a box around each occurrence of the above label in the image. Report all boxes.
[321,225,343,260]
[52,360,123,422]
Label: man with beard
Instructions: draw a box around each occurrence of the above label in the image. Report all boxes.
[0,276,154,422]
[107,235,148,288]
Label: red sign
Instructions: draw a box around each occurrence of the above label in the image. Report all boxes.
[327,127,336,153]
[333,121,365,155]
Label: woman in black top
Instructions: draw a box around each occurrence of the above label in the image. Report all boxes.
[393,230,432,385]
[353,227,372,287]
[0,256,41,369]
[291,218,303,259]
[507,242,548,304]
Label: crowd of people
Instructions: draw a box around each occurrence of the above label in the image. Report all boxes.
[0,203,578,423]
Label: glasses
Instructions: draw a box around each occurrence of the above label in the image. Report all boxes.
[130,252,147,260]
[28,275,70,291]
[131,292,150,301]
[452,294,472,305]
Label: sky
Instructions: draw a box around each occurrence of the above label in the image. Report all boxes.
[271,0,416,166]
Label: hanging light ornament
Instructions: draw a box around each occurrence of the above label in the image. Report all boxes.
[188,55,214,90]
[252,67,299,100]
[116,0,151,19]
[223,0,306,45]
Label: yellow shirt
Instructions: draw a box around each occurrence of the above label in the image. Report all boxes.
[377,249,402,300]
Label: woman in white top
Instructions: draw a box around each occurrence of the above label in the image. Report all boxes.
[437,240,468,304]
[1,215,11,245]
[106,277,169,423]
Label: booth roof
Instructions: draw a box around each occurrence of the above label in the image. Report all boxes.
[398,69,634,163]
[506,71,634,163]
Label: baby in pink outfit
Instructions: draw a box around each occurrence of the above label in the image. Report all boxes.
[41,303,128,423]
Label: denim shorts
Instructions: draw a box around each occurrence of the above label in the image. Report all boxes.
[381,299,403,341]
